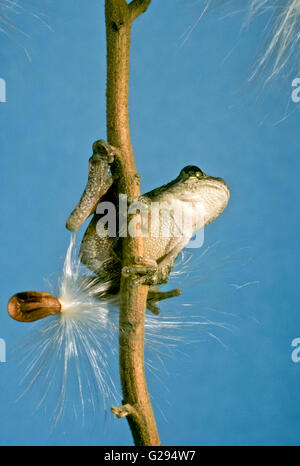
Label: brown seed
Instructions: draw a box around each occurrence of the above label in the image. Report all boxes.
[8,291,62,323]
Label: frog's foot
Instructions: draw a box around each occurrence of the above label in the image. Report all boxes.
[92,139,117,163]
[122,256,171,287]
[66,139,116,232]
[147,288,182,315]
[122,256,158,286]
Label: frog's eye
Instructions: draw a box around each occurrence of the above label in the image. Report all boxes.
[181,165,204,178]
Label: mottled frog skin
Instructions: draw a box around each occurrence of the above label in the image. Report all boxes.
[66,141,229,308]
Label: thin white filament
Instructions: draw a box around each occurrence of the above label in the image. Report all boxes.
[18,235,119,426]
[17,236,241,427]
[182,0,300,84]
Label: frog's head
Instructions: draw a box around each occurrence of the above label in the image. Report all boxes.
[175,165,230,227]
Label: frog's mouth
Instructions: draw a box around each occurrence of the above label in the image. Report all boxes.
[176,175,230,229]
[179,176,230,204]
[202,177,230,199]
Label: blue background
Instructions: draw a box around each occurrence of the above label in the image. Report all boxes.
[0,0,300,446]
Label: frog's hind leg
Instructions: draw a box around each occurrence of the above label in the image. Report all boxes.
[79,215,121,285]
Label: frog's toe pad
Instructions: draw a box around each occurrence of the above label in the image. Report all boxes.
[122,264,157,278]
[92,139,116,162]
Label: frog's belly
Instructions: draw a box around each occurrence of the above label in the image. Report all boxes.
[143,235,187,263]
[143,198,195,261]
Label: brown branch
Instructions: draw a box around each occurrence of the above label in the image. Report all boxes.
[129,0,152,20]
[105,0,161,446]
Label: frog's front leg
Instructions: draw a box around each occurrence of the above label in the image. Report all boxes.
[122,241,186,288]
[66,140,116,232]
